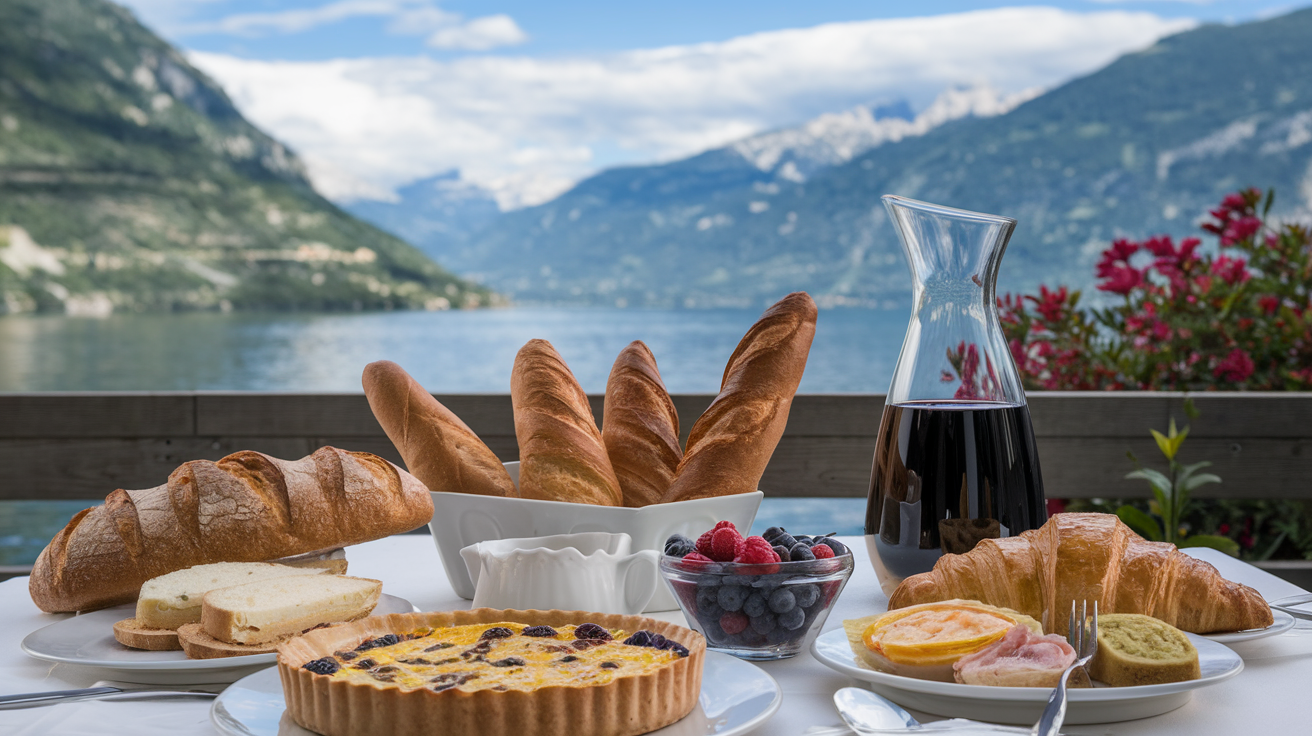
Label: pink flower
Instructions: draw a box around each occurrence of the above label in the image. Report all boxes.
[1143,235,1176,258]
[1258,295,1281,315]
[1097,266,1143,295]
[1221,217,1261,246]
[1213,348,1255,383]
[1030,285,1069,324]
[1211,255,1250,285]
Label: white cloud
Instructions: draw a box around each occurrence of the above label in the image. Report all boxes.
[188,7,1195,208]
[141,0,527,51]
[427,15,528,50]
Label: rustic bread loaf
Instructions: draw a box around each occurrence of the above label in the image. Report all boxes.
[201,574,381,645]
[511,339,622,505]
[29,447,432,613]
[663,292,816,502]
[135,562,330,630]
[363,360,517,497]
[602,341,682,507]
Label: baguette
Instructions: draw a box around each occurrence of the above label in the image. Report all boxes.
[511,339,622,505]
[662,292,816,502]
[602,341,682,507]
[363,360,517,498]
[29,447,432,613]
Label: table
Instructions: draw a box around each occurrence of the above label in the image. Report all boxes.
[3,536,1310,735]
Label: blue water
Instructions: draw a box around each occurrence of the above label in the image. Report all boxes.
[0,306,910,392]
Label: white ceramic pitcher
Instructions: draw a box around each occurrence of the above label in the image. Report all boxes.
[460,532,660,615]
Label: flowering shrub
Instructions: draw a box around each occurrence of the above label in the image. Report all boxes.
[1009,188,1312,560]
[1000,188,1312,391]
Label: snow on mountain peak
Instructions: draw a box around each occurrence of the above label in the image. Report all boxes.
[732,84,1042,179]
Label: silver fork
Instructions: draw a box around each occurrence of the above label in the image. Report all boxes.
[1031,601,1098,736]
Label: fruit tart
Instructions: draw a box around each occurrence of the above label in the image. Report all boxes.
[277,608,705,736]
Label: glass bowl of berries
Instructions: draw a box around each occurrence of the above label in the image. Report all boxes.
[659,521,854,660]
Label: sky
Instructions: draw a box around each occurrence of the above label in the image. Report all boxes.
[117,1,1303,208]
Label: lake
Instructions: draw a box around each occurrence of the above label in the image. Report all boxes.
[0,306,911,392]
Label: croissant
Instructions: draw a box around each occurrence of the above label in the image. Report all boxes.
[889,513,1273,635]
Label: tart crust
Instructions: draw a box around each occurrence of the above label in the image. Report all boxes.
[277,608,706,736]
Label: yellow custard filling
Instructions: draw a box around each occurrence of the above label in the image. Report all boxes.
[307,622,689,693]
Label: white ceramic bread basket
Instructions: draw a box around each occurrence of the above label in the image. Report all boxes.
[430,462,763,612]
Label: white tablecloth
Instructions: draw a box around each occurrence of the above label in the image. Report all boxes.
[2,536,1310,735]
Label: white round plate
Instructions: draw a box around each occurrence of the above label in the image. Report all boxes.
[811,628,1243,725]
[210,650,780,736]
[1201,609,1296,643]
[21,594,416,685]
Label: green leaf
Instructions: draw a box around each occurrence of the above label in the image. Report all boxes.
[1168,417,1179,438]
[1168,426,1190,458]
[1184,473,1222,491]
[1179,534,1241,557]
[1117,506,1163,541]
[1151,429,1175,460]
[1263,188,1275,218]
[1183,397,1199,422]
[1126,468,1172,493]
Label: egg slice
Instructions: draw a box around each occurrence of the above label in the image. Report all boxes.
[843,600,1043,682]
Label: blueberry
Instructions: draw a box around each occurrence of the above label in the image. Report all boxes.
[816,537,849,556]
[624,630,655,647]
[574,623,612,640]
[762,527,787,542]
[766,626,796,644]
[479,627,514,641]
[774,533,797,549]
[490,657,526,667]
[664,534,696,557]
[768,588,796,614]
[663,641,690,657]
[742,592,767,618]
[772,544,791,562]
[302,657,340,675]
[793,583,821,608]
[793,535,813,545]
[749,611,777,634]
[718,584,748,612]
[522,625,558,637]
[356,634,401,650]
[778,606,806,630]
[789,543,815,562]
[722,574,755,586]
[696,587,721,615]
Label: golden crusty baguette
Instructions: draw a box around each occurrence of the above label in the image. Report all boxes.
[662,292,817,502]
[28,448,432,613]
[889,513,1274,635]
[363,360,516,498]
[602,341,682,507]
[511,339,622,505]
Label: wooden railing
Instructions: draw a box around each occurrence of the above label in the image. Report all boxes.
[1,392,1309,501]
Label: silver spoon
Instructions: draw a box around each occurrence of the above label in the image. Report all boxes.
[834,688,1036,734]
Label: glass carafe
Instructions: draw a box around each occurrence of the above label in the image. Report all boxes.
[865,195,1047,596]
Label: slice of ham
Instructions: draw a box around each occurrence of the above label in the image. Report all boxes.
[953,624,1079,687]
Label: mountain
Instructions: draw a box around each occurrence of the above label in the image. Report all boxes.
[0,0,492,315]
[343,171,501,267]
[456,9,1312,307]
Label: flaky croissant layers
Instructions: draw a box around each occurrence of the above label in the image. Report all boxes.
[890,512,1273,635]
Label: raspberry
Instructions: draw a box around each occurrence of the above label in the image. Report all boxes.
[719,611,748,635]
[682,551,714,566]
[734,537,776,565]
[713,520,738,532]
[695,529,717,557]
[709,527,744,561]
[811,543,835,559]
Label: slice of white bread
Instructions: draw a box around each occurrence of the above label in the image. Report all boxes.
[201,574,382,646]
[136,562,331,630]
[113,618,182,651]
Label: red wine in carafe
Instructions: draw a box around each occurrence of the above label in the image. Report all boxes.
[865,400,1046,591]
